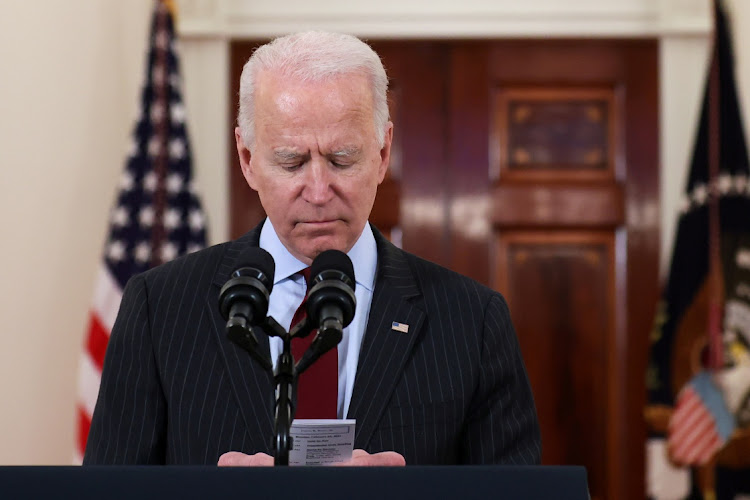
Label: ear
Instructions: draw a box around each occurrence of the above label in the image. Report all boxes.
[235,127,257,191]
[376,121,394,184]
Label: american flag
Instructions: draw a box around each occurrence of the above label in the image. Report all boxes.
[75,0,207,463]
[668,372,734,466]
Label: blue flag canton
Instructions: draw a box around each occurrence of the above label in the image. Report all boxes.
[104,3,207,289]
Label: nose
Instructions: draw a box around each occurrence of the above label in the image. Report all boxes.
[302,157,334,205]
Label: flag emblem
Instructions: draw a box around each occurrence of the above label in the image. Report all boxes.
[668,372,735,465]
[391,322,409,333]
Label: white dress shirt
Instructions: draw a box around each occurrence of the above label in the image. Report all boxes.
[260,219,377,419]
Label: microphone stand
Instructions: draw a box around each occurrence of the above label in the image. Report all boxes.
[272,329,293,466]
[250,316,292,466]
[227,315,322,466]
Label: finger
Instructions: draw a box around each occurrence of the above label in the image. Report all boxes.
[217,451,274,466]
[333,449,368,466]
[218,451,252,466]
[367,451,406,466]
[336,450,406,466]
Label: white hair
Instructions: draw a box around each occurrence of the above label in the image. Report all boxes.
[237,31,390,150]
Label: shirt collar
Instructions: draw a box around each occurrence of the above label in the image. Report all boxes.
[259,218,377,292]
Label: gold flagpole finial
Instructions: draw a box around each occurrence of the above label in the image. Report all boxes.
[162,0,177,18]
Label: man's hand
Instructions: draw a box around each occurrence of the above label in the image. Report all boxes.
[217,449,405,466]
[334,449,406,466]
[218,451,274,466]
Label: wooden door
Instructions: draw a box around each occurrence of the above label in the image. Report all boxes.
[229,40,659,500]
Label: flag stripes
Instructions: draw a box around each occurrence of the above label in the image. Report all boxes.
[668,373,734,466]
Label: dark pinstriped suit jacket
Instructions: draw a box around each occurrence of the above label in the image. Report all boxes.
[84,222,541,465]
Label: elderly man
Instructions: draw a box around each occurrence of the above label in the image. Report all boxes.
[84,31,541,466]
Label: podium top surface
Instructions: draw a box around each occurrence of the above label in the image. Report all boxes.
[1,465,588,500]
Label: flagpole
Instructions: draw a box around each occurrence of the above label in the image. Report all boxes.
[150,0,170,267]
[707,0,724,372]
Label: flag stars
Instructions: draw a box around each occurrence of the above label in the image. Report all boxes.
[111,206,129,227]
[127,138,139,158]
[155,30,170,51]
[161,242,178,262]
[134,241,151,263]
[737,249,750,270]
[692,183,708,205]
[166,173,184,194]
[139,206,155,227]
[150,102,166,124]
[718,174,733,195]
[170,102,185,124]
[143,172,158,192]
[87,4,208,357]
[680,174,750,215]
[169,138,186,160]
[147,137,162,158]
[189,209,205,232]
[119,171,135,191]
[107,241,126,262]
[164,208,182,230]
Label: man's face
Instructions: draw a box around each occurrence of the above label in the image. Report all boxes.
[235,70,392,264]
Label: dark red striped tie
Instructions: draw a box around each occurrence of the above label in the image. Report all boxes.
[291,268,338,419]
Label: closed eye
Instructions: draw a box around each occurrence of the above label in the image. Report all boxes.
[282,163,304,172]
[330,159,352,168]
[329,147,361,168]
[273,150,308,171]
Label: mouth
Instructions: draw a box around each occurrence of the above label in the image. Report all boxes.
[298,219,340,225]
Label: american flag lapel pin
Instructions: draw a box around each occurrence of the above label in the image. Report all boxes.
[391,321,409,333]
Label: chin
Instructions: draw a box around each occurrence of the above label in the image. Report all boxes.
[301,237,351,261]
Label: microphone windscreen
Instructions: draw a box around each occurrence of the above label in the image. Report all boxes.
[311,249,355,285]
[234,247,275,284]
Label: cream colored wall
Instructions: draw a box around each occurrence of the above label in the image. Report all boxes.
[0,0,228,465]
[0,0,748,465]
[0,0,153,464]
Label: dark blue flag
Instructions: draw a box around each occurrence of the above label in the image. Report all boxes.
[646,1,750,498]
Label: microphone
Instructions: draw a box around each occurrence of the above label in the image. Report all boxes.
[218,247,275,371]
[295,249,356,375]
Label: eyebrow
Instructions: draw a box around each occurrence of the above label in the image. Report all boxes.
[272,147,361,161]
[330,147,361,157]
[273,150,308,161]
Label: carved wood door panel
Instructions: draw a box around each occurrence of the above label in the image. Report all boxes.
[445,41,659,500]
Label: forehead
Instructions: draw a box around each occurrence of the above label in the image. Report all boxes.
[254,71,374,129]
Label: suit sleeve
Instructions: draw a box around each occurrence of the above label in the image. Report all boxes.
[460,293,542,464]
[83,274,167,464]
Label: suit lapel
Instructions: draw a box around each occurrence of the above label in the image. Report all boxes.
[207,222,274,453]
[348,229,424,449]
